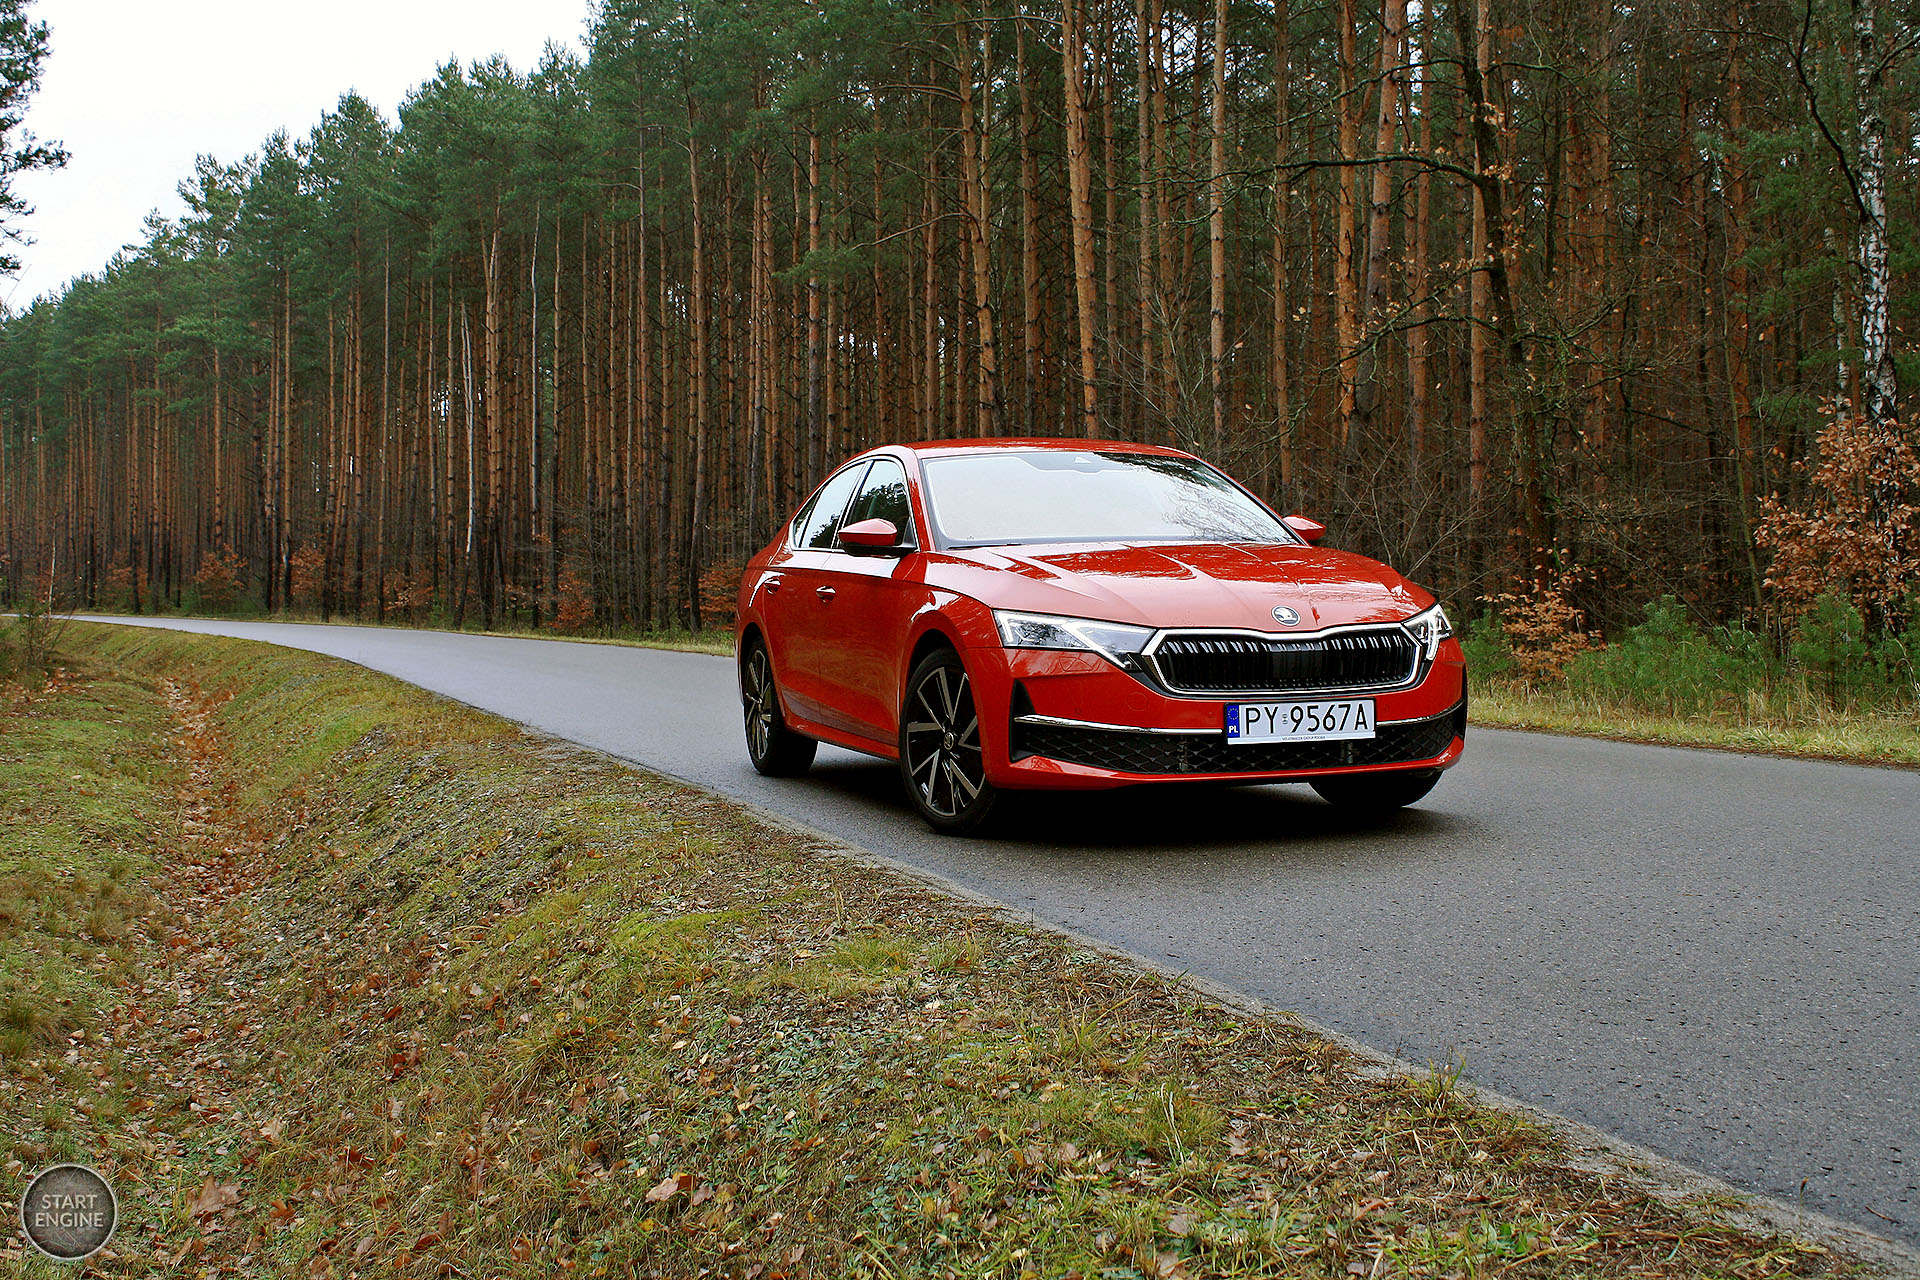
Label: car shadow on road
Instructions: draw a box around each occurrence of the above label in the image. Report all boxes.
[798,756,1482,853]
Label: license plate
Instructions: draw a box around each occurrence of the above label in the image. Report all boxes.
[1226,699,1376,743]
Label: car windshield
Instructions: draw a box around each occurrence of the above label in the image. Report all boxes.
[921,449,1295,547]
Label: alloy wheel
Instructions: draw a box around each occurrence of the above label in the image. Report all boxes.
[740,642,816,776]
[903,661,985,820]
[743,647,775,760]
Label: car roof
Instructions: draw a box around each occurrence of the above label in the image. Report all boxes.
[882,437,1194,460]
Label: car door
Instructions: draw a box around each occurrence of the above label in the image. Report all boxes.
[812,457,925,746]
[772,461,870,731]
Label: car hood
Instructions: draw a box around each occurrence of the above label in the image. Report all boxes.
[926,541,1430,631]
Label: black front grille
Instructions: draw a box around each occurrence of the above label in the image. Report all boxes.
[1150,628,1418,694]
[1012,704,1461,776]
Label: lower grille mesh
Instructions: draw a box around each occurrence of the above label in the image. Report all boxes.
[1012,704,1461,776]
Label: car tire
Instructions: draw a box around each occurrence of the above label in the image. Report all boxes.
[899,647,1000,835]
[1310,768,1440,811]
[741,641,817,777]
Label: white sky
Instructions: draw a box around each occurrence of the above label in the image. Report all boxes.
[4,0,591,310]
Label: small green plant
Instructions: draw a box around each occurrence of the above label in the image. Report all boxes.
[3,570,70,685]
[1567,597,1773,716]
[1788,591,1916,705]
[1459,611,1515,679]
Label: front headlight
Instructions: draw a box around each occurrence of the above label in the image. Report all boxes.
[1404,603,1453,660]
[994,611,1155,672]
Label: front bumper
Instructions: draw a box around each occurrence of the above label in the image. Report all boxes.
[971,643,1467,790]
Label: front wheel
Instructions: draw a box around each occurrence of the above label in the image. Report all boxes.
[899,648,999,834]
[1309,769,1441,812]
[741,642,817,777]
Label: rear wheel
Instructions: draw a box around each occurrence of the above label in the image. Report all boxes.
[741,642,817,777]
[899,648,999,834]
[1310,769,1440,811]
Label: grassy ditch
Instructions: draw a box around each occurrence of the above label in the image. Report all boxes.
[0,624,1865,1277]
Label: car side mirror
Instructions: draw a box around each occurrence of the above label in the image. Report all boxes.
[1283,515,1326,544]
[838,517,909,556]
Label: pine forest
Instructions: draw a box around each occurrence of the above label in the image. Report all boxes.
[0,0,1914,640]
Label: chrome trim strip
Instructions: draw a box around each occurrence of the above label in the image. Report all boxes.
[1141,622,1423,697]
[1015,700,1461,737]
[1013,712,1213,736]
[1377,700,1464,727]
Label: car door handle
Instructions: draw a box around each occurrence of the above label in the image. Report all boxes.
[815,585,836,601]
[763,577,781,594]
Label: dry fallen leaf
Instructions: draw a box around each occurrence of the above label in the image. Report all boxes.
[190,1176,241,1219]
[645,1174,683,1204]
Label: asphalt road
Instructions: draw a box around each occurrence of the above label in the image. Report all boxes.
[77,616,1920,1246]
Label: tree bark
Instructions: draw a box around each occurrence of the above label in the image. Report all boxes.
[1063,0,1101,437]
[955,15,1005,436]
[1207,0,1230,453]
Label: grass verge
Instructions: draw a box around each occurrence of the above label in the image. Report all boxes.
[69,604,738,657]
[0,624,1874,1277]
[1471,682,1920,769]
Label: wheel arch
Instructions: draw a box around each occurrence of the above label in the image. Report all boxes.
[906,624,962,674]
[738,620,768,663]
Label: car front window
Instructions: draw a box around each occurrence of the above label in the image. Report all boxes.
[843,458,916,545]
[920,450,1294,548]
[792,463,871,550]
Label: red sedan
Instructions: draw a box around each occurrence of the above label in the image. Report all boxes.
[735,440,1466,833]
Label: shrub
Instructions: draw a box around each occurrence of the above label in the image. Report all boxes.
[1483,573,1600,683]
[388,570,437,620]
[1757,407,1920,633]
[1,570,69,685]
[1567,597,1771,715]
[289,545,326,609]
[1787,591,1918,704]
[191,544,248,612]
[1458,611,1515,680]
[546,567,595,632]
[697,562,743,631]
[99,563,142,612]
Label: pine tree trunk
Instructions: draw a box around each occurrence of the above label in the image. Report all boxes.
[1018,12,1042,435]
[1355,0,1408,437]
[1063,0,1101,437]
[955,17,1005,436]
[1207,0,1230,454]
[688,98,711,631]
[1334,0,1362,452]
[1271,0,1293,491]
